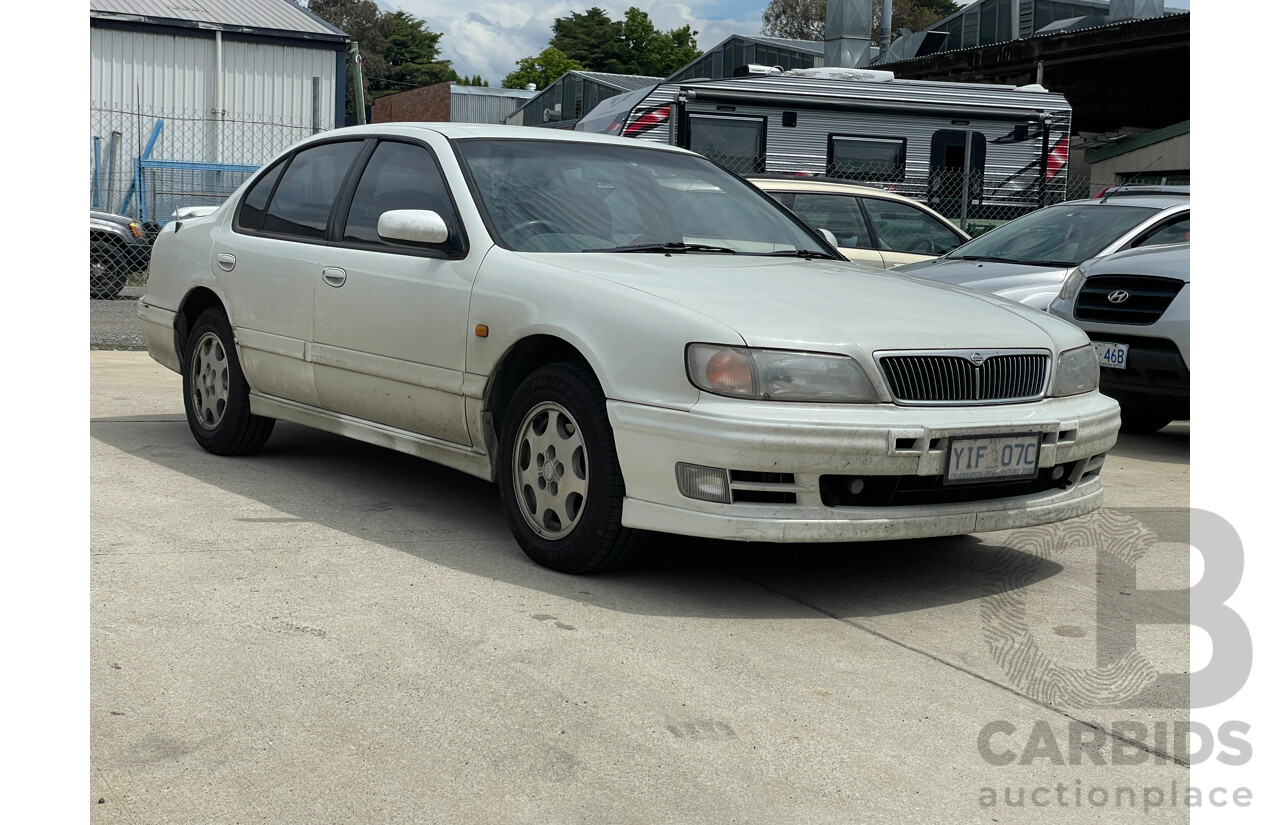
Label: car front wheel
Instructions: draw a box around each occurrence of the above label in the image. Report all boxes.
[182,309,274,455]
[498,363,641,573]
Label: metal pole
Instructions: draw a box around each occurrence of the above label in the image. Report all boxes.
[350,41,366,125]
[959,133,973,232]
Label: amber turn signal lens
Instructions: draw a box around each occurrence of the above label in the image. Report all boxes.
[474,324,489,338]
[705,349,752,392]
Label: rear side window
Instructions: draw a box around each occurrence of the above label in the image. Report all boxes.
[340,141,464,254]
[238,161,285,232]
[260,141,363,240]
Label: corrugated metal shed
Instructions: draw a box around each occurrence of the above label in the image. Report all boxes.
[89,0,347,39]
[507,71,663,129]
[449,85,537,125]
[573,72,669,92]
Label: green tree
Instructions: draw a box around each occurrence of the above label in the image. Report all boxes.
[761,0,826,40]
[308,0,392,118]
[502,47,584,90]
[551,7,627,74]
[622,7,700,77]
[378,10,455,93]
[761,1,960,44]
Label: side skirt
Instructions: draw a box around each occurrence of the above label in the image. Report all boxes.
[250,392,494,482]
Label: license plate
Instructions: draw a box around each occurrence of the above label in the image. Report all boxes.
[1093,340,1129,370]
[945,434,1041,483]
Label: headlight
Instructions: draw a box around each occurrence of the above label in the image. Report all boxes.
[1051,344,1099,396]
[1057,266,1085,304]
[686,344,879,402]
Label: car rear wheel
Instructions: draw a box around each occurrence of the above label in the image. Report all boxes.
[498,363,641,573]
[182,309,274,455]
[90,243,126,299]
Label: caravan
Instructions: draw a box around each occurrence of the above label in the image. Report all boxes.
[576,68,1072,225]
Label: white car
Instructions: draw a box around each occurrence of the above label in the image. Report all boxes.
[139,123,1120,573]
[747,175,969,269]
[1049,243,1189,434]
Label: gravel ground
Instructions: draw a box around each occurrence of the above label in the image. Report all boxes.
[90,286,148,350]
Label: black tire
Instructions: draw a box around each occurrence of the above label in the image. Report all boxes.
[497,362,641,573]
[90,243,126,299]
[1119,406,1173,434]
[182,309,274,456]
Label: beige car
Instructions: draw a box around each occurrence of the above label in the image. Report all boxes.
[749,176,969,268]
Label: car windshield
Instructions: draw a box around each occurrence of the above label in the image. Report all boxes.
[455,139,829,255]
[943,203,1161,266]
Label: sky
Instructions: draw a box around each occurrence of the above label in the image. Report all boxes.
[385,1,1190,87]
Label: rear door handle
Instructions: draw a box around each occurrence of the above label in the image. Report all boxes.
[216,253,236,271]
[321,267,347,288]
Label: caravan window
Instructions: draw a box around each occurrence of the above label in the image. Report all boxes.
[686,113,765,174]
[828,135,907,182]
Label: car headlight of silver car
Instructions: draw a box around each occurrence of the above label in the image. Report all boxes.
[1051,344,1100,396]
[1057,266,1086,303]
[686,344,880,402]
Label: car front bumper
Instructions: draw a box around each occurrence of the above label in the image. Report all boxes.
[610,391,1119,542]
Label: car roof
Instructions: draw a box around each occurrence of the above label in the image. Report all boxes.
[1054,194,1190,210]
[747,175,890,195]
[300,122,697,154]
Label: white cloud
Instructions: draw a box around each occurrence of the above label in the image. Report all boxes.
[388,1,766,84]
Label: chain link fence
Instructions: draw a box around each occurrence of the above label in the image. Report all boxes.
[90,104,319,225]
[701,151,1123,237]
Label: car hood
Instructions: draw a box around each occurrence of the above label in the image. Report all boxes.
[529,253,1082,353]
[895,257,1073,292]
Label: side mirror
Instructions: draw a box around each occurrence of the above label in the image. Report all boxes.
[819,228,839,248]
[378,209,449,245]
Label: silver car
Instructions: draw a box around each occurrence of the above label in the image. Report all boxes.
[896,188,1189,309]
[1048,243,1189,434]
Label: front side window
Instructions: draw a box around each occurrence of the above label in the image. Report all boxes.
[260,141,363,240]
[786,193,874,249]
[456,139,824,255]
[861,198,965,255]
[1133,214,1190,248]
[829,135,907,181]
[341,140,464,254]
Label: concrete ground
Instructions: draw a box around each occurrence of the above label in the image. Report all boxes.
[91,351,1193,824]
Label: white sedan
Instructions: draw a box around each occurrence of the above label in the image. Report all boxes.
[139,123,1119,573]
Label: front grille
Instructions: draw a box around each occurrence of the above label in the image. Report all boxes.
[877,350,1049,405]
[1075,274,1184,325]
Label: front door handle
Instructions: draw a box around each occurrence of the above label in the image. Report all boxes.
[321,267,347,288]
[216,253,236,271]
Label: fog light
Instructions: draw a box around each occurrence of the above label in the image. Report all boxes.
[1051,465,1065,480]
[675,463,731,503]
[847,478,865,495]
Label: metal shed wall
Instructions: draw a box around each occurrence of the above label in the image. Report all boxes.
[91,26,337,166]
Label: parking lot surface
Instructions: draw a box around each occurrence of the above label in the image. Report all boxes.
[91,350,1191,824]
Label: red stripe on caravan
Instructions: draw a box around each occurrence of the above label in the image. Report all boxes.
[623,106,670,138]
[1046,135,1069,179]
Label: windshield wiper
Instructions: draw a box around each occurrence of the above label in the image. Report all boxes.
[582,241,738,254]
[755,249,839,260]
[949,255,1030,264]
